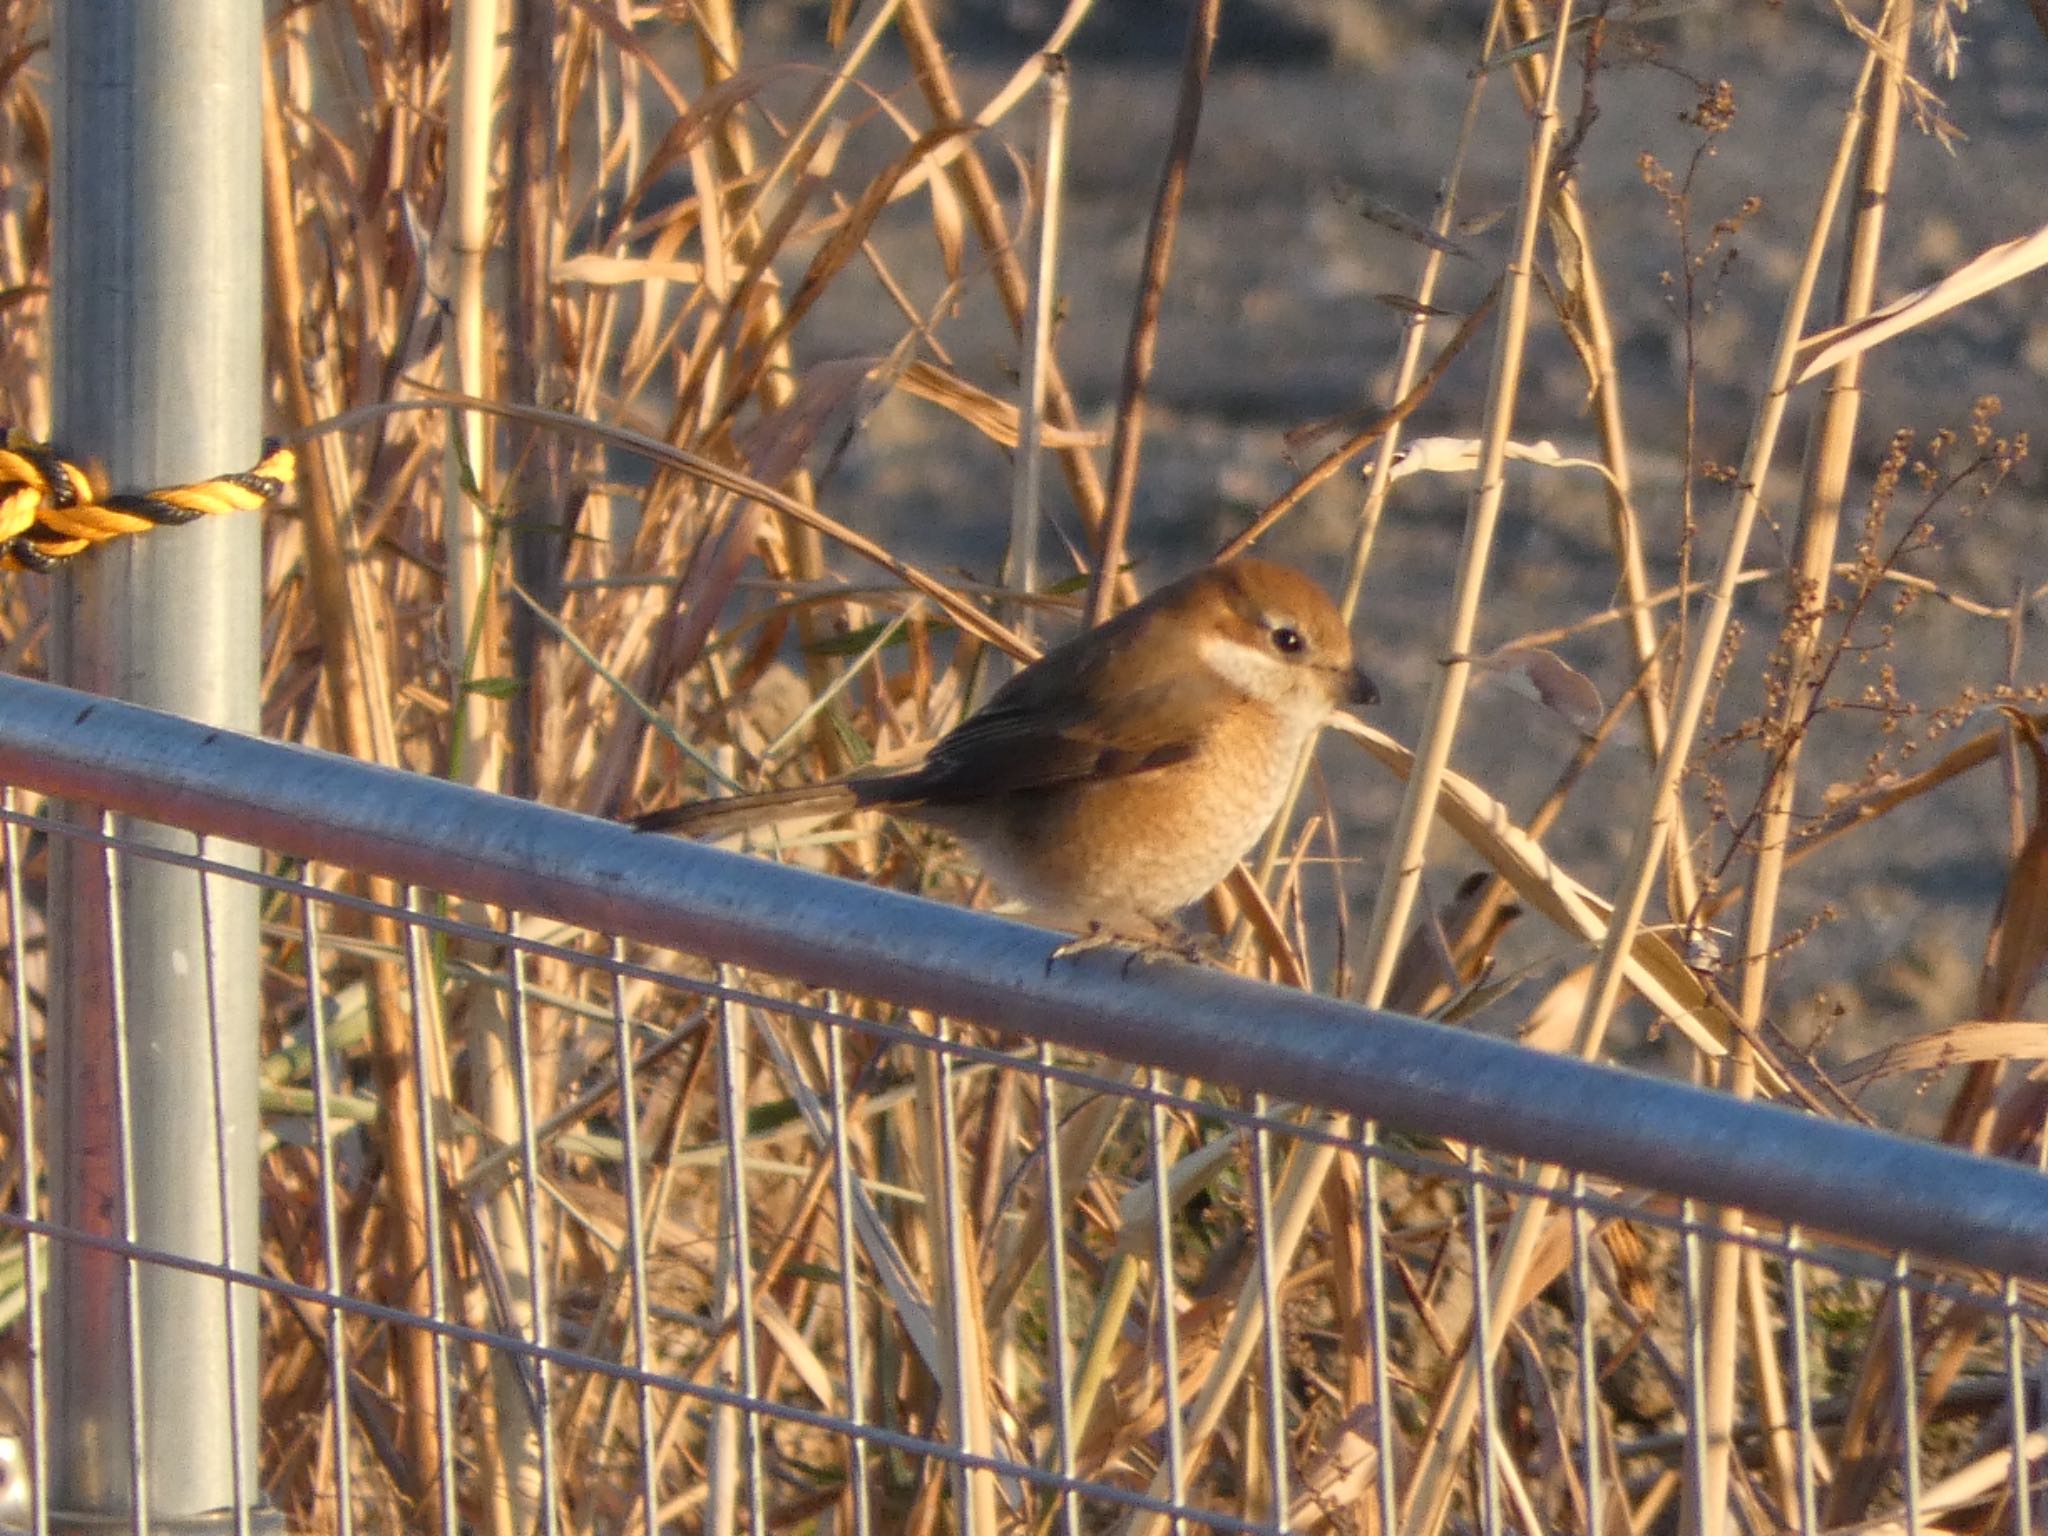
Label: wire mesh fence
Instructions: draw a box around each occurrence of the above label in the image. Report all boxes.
[0,673,2045,1536]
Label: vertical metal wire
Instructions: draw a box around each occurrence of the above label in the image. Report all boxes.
[2035,1351,2048,1536]
[1147,1073,1188,1530]
[191,839,252,1536]
[2005,1276,2032,1536]
[506,931,560,1536]
[99,819,153,1536]
[297,897,356,1536]
[1465,1149,1502,1536]
[2031,1116,2048,1536]
[1038,1043,1081,1536]
[828,1015,874,1536]
[1784,1230,1819,1536]
[1568,1174,1602,1536]
[1361,1121,1398,1536]
[933,1018,991,1530]
[604,939,661,1536]
[713,979,766,1532]
[1680,1200,1712,1536]
[1249,1097,1289,1529]
[1893,1255,1923,1536]
[1,797,48,1536]
[400,888,458,1536]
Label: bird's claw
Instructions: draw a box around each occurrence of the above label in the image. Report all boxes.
[1045,921,1216,977]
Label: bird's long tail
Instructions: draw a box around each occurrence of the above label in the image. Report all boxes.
[634,781,867,840]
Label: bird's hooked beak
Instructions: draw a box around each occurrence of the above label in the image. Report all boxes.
[1347,667,1380,707]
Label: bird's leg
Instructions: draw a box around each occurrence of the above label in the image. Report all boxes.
[1045,921,1121,973]
[1045,916,1217,975]
[1137,921,1221,970]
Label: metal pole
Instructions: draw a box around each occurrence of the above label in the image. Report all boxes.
[49,4,265,1527]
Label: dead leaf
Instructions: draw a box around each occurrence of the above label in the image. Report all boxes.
[1956,714,2048,1151]
[826,0,856,47]
[1519,965,1594,1055]
[1794,709,2048,869]
[895,360,1103,451]
[1288,1405,1385,1530]
[1385,869,1519,1017]
[1333,182,1473,260]
[1374,293,1463,318]
[554,252,706,287]
[1386,435,1621,489]
[1794,218,2048,385]
[1978,712,2048,1021]
[614,62,812,220]
[1839,1020,2048,1085]
[1474,644,1605,733]
[926,152,966,283]
[1329,715,1770,1080]
[737,357,888,486]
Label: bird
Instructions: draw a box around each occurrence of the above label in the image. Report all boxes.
[636,556,1378,944]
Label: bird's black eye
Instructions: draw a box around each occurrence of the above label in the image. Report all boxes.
[1270,625,1305,655]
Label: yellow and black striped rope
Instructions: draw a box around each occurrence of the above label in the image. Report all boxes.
[0,433,296,573]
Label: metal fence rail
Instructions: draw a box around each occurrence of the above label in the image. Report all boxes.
[0,670,2044,1535]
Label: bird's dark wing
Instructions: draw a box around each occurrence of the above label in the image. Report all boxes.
[871,665,1213,808]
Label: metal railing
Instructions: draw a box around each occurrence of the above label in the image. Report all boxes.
[0,669,2043,1535]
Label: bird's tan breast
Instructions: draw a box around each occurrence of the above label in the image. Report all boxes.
[956,702,1316,924]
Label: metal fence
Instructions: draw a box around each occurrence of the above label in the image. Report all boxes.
[0,669,2044,1536]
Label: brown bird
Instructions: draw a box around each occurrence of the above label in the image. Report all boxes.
[637,557,1377,940]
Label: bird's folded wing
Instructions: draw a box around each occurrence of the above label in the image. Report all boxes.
[884,674,1211,805]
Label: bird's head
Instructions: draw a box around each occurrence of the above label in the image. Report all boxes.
[1160,557,1378,727]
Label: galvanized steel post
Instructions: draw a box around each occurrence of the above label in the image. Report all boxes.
[50,3,267,1526]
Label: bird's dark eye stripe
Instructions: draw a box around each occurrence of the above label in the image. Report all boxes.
[1270,625,1305,654]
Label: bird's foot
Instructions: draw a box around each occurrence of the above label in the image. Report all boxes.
[1046,920,1216,976]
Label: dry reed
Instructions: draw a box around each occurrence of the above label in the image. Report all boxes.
[0,1,2043,1532]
